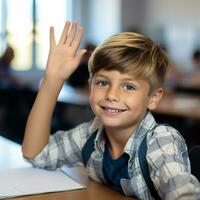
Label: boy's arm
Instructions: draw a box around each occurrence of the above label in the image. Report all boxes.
[22,21,86,159]
[147,126,200,200]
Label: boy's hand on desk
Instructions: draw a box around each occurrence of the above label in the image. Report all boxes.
[45,21,86,82]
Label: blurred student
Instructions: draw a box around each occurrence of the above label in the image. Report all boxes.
[0,46,27,89]
[179,49,200,87]
[0,46,18,87]
[189,49,200,85]
[22,21,200,200]
[192,49,200,72]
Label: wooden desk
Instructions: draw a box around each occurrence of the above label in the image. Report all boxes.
[8,174,133,200]
[0,136,135,200]
[154,92,200,120]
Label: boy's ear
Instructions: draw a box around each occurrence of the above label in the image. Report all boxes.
[147,88,163,110]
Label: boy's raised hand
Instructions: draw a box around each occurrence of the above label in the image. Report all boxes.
[45,21,86,81]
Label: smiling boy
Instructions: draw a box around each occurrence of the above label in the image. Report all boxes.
[22,21,200,200]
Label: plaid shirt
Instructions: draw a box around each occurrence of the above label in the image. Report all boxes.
[26,112,200,200]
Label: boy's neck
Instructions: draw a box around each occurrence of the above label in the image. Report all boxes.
[104,125,137,159]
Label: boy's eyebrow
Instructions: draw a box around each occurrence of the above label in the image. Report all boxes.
[94,73,137,82]
[94,74,108,79]
[94,74,104,77]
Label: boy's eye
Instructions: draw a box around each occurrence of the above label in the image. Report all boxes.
[96,80,109,87]
[122,84,136,91]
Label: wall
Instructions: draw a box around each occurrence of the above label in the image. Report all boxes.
[144,0,200,28]
[120,0,200,71]
[121,0,147,32]
[87,0,121,45]
[120,0,200,31]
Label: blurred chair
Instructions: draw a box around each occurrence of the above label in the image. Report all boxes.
[0,88,37,144]
[189,145,200,181]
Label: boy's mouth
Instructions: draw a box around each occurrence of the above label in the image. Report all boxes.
[101,106,127,114]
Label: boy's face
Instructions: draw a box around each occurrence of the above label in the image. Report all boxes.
[90,69,163,130]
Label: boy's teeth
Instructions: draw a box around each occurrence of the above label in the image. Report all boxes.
[106,108,122,113]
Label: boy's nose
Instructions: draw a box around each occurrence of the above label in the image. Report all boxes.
[105,87,120,102]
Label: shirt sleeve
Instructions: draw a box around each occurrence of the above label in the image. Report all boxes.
[147,125,200,200]
[24,121,93,169]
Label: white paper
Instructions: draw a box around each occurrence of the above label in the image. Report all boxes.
[0,167,86,199]
[0,136,30,169]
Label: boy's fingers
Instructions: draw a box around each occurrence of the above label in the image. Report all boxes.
[65,21,78,46]
[71,27,84,50]
[58,21,71,45]
[50,27,56,48]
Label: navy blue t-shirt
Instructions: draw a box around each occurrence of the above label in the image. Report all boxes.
[102,141,130,191]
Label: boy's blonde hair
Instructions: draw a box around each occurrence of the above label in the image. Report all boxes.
[88,32,171,91]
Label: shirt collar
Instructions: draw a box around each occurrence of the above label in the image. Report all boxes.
[124,112,156,156]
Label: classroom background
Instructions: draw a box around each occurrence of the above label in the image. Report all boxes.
[0,0,200,149]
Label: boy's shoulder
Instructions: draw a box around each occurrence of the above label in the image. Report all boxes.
[151,123,181,138]
[147,123,187,151]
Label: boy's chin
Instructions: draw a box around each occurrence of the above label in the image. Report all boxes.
[100,119,124,128]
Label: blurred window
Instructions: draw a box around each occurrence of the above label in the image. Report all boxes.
[88,0,121,44]
[0,0,72,71]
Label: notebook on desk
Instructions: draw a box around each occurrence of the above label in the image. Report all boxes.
[0,167,86,199]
